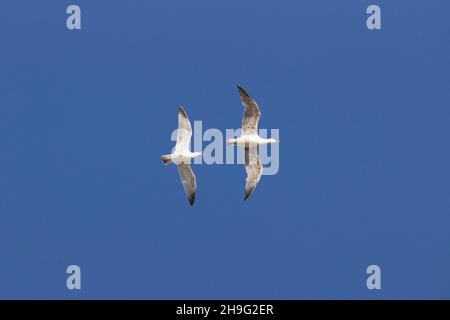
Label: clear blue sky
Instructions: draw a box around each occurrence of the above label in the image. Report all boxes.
[0,0,449,299]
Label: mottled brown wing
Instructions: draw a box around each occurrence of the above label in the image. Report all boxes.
[244,144,262,200]
[237,85,261,135]
[175,106,193,153]
[177,163,196,206]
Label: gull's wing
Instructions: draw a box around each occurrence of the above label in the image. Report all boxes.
[237,85,261,135]
[175,106,192,153]
[244,144,262,200]
[177,163,196,206]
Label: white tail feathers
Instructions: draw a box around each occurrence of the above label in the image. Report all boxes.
[161,154,173,165]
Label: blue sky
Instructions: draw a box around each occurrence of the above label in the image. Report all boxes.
[0,0,449,299]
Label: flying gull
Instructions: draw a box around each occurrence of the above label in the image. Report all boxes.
[161,106,201,206]
[227,85,278,200]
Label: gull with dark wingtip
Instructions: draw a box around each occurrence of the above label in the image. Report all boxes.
[161,107,201,206]
[227,85,278,200]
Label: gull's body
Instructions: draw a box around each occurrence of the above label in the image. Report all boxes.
[228,85,278,200]
[161,107,201,206]
[230,134,275,147]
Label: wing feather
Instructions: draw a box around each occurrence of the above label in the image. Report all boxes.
[175,106,192,153]
[244,144,262,200]
[237,85,261,135]
[177,163,196,206]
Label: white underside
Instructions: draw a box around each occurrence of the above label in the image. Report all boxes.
[230,134,274,147]
[171,151,201,164]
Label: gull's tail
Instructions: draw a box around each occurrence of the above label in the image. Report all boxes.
[161,154,173,165]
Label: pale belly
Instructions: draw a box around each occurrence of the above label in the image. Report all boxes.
[235,135,262,147]
[171,154,193,164]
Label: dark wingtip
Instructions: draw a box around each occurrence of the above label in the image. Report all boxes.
[179,105,187,115]
[236,84,251,99]
[244,187,254,201]
[188,193,195,206]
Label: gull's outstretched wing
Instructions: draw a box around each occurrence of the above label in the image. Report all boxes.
[237,85,261,135]
[244,144,262,200]
[177,163,196,206]
[175,106,193,153]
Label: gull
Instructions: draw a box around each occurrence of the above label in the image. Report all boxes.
[227,85,278,200]
[161,106,201,206]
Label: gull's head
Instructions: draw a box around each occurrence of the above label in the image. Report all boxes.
[267,138,278,144]
[192,151,202,158]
